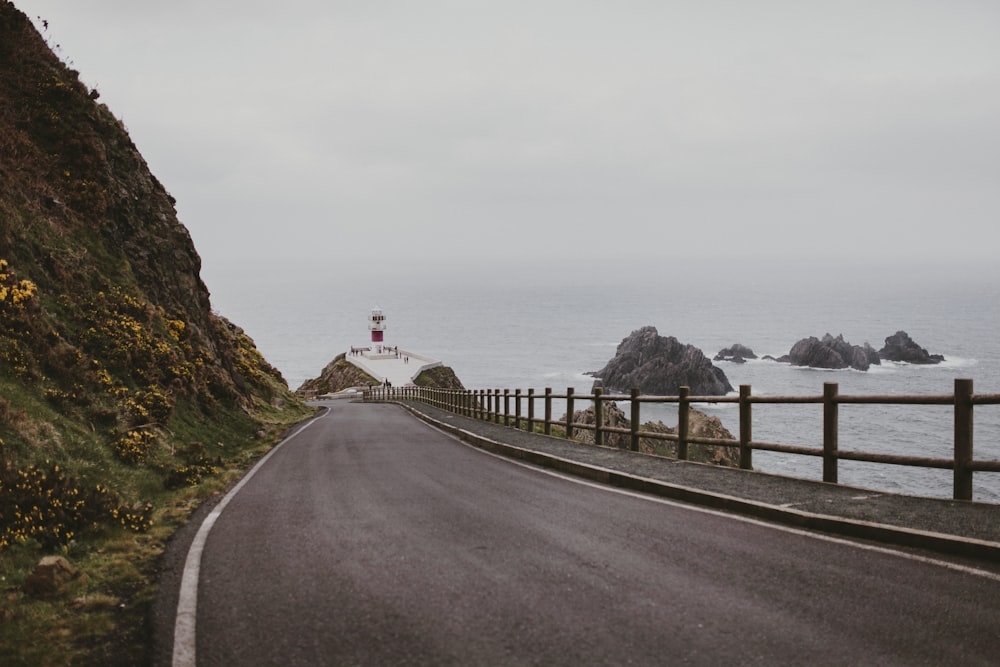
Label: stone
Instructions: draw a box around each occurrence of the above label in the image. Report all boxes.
[23,556,79,596]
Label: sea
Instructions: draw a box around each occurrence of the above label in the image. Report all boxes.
[201,256,1000,504]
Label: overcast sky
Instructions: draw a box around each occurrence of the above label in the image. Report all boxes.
[14,1,1000,272]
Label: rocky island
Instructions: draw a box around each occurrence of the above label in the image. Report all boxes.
[778,333,881,371]
[878,330,945,364]
[714,344,758,364]
[590,326,733,396]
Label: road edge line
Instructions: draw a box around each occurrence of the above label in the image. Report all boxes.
[171,409,328,667]
[394,401,1000,563]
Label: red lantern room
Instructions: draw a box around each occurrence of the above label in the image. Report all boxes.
[368,306,386,344]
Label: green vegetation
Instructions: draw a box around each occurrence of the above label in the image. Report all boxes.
[0,4,315,662]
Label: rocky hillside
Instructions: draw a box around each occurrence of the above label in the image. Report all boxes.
[296,354,380,396]
[0,3,309,553]
[569,403,739,466]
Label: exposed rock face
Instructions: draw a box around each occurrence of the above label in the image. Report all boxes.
[779,333,881,371]
[296,354,379,396]
[714,344,757,364]
[878,331,944,364]
[591,326,733,396]
[567,403,738,466]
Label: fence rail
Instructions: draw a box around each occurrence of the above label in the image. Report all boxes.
[364,378,1000,501]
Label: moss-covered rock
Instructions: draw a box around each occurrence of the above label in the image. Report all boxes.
[413,365,466,391]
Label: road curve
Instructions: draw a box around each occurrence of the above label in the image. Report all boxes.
[175,401,1000,665]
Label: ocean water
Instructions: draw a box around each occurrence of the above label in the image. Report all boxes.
[202,257,1000,503]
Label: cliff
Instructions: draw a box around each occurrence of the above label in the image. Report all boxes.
[0,4,309,557]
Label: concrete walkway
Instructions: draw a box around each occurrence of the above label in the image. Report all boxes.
[345,348,442,388]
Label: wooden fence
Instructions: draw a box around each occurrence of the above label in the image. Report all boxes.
[365,378,1000,501]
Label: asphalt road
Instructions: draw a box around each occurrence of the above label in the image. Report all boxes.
[164,401,1000,665]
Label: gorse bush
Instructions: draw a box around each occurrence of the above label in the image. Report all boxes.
[0,252,299,553]
[112,429,156,465]
[164,441,221,489]
[0,258,41,378]
[0,258,37,307]
[0,441,153,551]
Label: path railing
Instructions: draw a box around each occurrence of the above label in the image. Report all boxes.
[365,379,1000,502]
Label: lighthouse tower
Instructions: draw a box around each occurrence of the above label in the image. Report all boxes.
[368,306,386,345]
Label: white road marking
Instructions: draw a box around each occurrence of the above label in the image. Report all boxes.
[422,419,1000,583]
[172,409,329,667]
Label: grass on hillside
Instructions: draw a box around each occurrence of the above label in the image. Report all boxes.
[0,401,315,666]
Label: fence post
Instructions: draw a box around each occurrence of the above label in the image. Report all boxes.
[478,389,485,420]
[527,388,535,433]
[677,386,690,460]
[494,389,501,424]
[954,378,974,501]
[503,389,510,427]
[630,388,640,452]
[739,384,753,470]
[566,387,575,440]
[823,382,839,484]
[544,388,553,435]
[515,389,522,429]
[594,387,604,447]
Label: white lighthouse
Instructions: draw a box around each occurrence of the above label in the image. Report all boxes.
[368,306,386,345]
